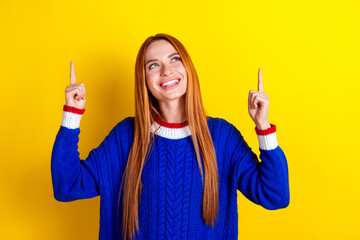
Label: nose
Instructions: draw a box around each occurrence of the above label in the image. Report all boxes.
[160,64,172,77]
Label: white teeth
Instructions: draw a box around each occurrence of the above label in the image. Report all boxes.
[161,79,179,87]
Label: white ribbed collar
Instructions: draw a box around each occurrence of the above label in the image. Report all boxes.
[151,116,191,140]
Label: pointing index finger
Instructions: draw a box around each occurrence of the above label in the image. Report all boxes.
[258,68,263,92]
[70,61,76,85]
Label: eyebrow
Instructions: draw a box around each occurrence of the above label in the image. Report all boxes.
[145,52,180,66]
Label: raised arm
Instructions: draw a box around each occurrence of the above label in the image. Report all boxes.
[51,105,103,202]
[51,61,103,202]
[227,123,290,210]
[227,68,290,209]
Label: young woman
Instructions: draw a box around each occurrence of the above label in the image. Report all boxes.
[51,33,290,240]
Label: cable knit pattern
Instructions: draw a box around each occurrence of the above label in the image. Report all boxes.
[165,139,180,239]
[52,106,290,240]
[164,138,175,238]
[157,137,166,239]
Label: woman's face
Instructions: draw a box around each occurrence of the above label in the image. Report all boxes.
[144,39,187,103]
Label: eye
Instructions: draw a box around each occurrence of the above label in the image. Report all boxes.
[172,57,181,62]
[149,63,159,70]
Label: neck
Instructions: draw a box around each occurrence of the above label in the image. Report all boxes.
[157,96,186,123]
[154,116,188,128]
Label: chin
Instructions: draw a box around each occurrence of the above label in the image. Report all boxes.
[159,92,186,102]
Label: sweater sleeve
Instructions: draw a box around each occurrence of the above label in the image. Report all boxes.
[225,122,290,210]
[51,105,110,202]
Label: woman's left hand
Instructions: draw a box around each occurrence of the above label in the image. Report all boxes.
[248,68,271,130]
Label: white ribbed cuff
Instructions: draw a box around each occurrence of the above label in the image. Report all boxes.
[61,111,83,129]
[255,123,278,150]
[257,132,279,150]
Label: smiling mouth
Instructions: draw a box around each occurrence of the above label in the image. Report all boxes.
[160,78,181,88]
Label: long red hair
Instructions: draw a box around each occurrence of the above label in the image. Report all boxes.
[119,33,219,240]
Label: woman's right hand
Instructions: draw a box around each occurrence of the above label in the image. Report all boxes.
[65,61,86,109]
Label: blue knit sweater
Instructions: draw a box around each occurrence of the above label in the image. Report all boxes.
[51,105,290,240]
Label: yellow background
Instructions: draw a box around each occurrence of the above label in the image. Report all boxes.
[1,0,359,239]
